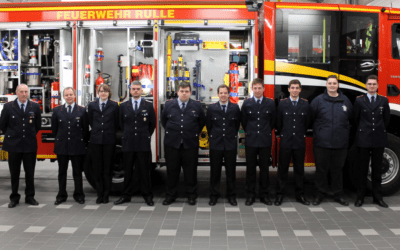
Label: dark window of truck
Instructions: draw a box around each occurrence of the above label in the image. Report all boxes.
[392,24,400,59]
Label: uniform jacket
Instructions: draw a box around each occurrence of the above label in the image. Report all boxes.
[120,98,156,152]
[241,96,276,148]
[0,99,41,153]
[161,98,206,149]
[51,104,89,155]
[354,94,390,148]
[206,101,241,151]
[276,97,311,149]
[88,99,119,145]
[310,89,353,149]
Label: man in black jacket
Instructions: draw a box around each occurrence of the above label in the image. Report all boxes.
[241,78,276,206]
[0,84,41,208]
[354,75,390,208]
[161,82,206,206]
[114,81,156,206]
[206,84,241,206]
[52,87,89,205]
[275,80,311,206]
[310,75,352,206]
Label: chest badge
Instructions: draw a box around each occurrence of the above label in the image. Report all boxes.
[192,110,196,113]
[29,119,32,123]
[342,105,347,112]
[144,117,147,122]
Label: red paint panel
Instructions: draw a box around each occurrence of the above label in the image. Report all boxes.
[36,130,56,159]
[1,9,255,22]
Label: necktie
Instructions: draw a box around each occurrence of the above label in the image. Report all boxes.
[257,99,260,105]
[68,105,72,114]
[21,103,24,112]
[292,101,297,106]
[134,101,138,111]
[371,96,375,104]
[222,105,226,113]
[181,102,186,111]
[101,103,105,111]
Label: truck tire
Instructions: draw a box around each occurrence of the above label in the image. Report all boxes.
[368,134,400,196]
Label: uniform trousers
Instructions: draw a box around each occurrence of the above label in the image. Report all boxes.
[276,147,306,197]
[165,145,198,199]
[357,147,385,200]
[209,149,236,199]
[122,151,152,199]
[313,147,347,197]
[56,154,85,201]
[8,152,37,202]
[91,143,115,199]
[245,146,271,198]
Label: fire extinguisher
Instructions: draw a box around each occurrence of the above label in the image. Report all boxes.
[95,70,105,97]
[229,63,239,104]
[51,79,60,110]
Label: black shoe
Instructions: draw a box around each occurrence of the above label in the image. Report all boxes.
[8,201,18,208]
[274,196,283,206]
[354,199,363,207]
[373,199,388,208]
[76,199,85,204]
[334,196,349,206]
[25,198,39,206]
[312,196,323,206]
[162,197,175,206]
[145,198,154,206]
[54,199,66,205]
[245,197,255,206]
[96,197,103,204]
[188,198,196,206]
[103,197,109,204]
[260,197,272,206]
[114,197,131,205]
[209,198,217,206]
[296,195,310,206]
[228,198,237,206]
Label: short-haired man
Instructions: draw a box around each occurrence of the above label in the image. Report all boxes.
[161,82,206,206]
[114,81,156,206]
[353,75,390,208]
[0,84,41,208]
[52,87,89,205]
[206,84,241,206]
[241,78,276,206]
[310,75,353,206]
[275,80,311,206]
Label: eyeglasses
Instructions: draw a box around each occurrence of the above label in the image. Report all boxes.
[99,91,109,93]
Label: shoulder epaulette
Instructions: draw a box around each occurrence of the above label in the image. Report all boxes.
[166,99,172,102]
[110,100,117,102]
[281,98,288,101]
[301,98,308,101]
[78,105,85,108]
[195,99,200,102]
[267,97,273,101]
[356,95,364,98]
[378,94,388,99]
[145,100,152,102]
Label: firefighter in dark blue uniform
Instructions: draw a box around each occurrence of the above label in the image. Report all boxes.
[310,75,353,206]
[206,84,241,206]
[275,80,311,206]
[161,82,206,206]
[354,75,390,208]
[51,87,89,205]
[114,81,156,206]
[241,78,276,206]
[88,84,119,204]
[0,84,41,208]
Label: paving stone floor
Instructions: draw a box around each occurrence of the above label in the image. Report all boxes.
[0,161,399,249]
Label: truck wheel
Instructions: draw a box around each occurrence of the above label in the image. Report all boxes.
[368,134,400,196]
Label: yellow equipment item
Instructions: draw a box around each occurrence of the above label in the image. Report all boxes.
[199,126,209,149]
[167,34,172,78]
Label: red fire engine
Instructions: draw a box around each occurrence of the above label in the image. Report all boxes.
[0,0,399,195]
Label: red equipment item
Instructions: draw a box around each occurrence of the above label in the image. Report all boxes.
[95,71,105,97]
[229,63,239,104]
[139,64,153,96]
[131,65,139,82]
[51,80,60,110]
